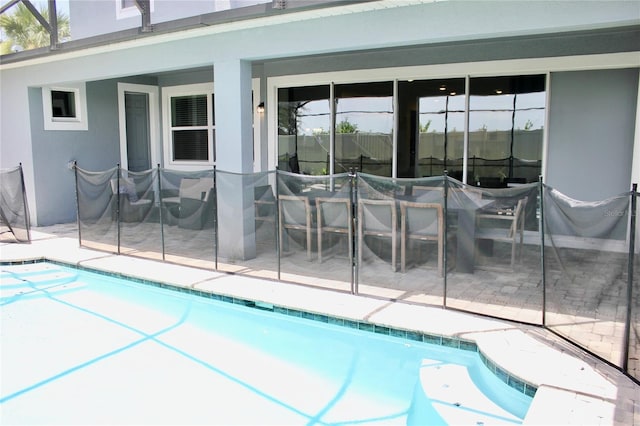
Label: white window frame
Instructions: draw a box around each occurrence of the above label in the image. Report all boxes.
[117,83,160,171]
[252,77,262,172]
[42,83,88,131]
[116,0,155,20]
[162,83,215,170]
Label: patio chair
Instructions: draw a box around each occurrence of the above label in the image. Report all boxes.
[254,184,276,243]
[450,186,483,202]
[358,198,397,272]
[411,185,444,202]
[254,184,276,225]
[279,194,313,260]
[475,197,527,269]
[110,178,153,223]
[316,197,353,264]
[162,177,215,229]
[400,201,444,275]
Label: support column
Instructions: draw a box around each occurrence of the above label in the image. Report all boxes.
[214,59,256,260]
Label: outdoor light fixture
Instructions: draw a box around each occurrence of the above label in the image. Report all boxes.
[257,102,265,113]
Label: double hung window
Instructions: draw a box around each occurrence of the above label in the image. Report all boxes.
[163,84,215,167]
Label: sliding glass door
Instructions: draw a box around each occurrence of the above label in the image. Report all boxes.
[276,74,545,184]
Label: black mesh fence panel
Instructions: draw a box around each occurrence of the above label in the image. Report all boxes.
[216,170,278,278]
[159,168,216,268]
[116,168,163,261]
[277,171,353,291]
[543,185,631,369]
[71,164,639,380]
[76,166,119,252]
[630,195,639,380]
[356,173,445,305]
[446,180,543,323]
[0,165,30,243]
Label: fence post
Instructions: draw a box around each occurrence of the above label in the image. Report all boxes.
[213,166,218,271]
[350,168,358,295]
[623,183,637,372]
[116,164,121,255]
[539,175,546,326]
[443,170,449,308]
[157,164,166,261]
[72,161,80,246]
[275,167,281,281]
[18,163,31,243]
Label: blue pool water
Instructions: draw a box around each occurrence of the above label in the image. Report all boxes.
[0,262,532,425]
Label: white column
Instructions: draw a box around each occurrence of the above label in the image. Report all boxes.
[214,59,256,260]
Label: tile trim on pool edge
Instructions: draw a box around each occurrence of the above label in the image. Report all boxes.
[2,258,537,398]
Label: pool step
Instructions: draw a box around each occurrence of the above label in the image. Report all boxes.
[407,358,525,425]
[0,265,80,300]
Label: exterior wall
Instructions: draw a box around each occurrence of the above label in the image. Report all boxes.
[69,0,268,41]
[546,68,639,201]
[28,81,122,225]
[1,0,639,225]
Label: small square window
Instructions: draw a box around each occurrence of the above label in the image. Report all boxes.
[51,90,76,118]
[42,84,88,131]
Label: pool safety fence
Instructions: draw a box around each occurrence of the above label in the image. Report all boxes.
[73,163,639,383]
[0,164,31,243]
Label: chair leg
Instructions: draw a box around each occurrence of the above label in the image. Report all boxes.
[348,231,353,267]
[391,233,397,272]
[358,228,363,268]
[401,234,407,273]
[307,227,312,261]
[317,226,323,263]
[438,237,443,277]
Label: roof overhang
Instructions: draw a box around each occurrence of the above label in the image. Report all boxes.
[0,0,433,69]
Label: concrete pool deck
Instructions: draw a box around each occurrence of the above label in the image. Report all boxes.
[1,227,639,425]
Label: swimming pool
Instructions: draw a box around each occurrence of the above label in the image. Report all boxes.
[0,262,533,425]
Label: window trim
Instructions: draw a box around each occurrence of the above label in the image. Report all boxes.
[42,83,88,131]
[162,83,215,169]
[117,82,160,171]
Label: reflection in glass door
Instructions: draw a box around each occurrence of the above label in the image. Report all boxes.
[334,82,394,176]
[277,85,331,175]
[125,92,151,172]
[468,75,545,186]
[397,79,466,178]
[275,75,544,183]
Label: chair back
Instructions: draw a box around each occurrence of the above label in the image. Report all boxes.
[401,202,442,236]
[411,185,444,203]
[279,195,310,226]
[450,186,483,202]
[359,199,395,233]
[179,178,214,202]
[317,198,351,229]
[508,198,527,237]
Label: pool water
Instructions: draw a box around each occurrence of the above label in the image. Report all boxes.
[0,262,532,425]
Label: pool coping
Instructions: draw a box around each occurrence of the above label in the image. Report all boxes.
[1,232,638,425]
